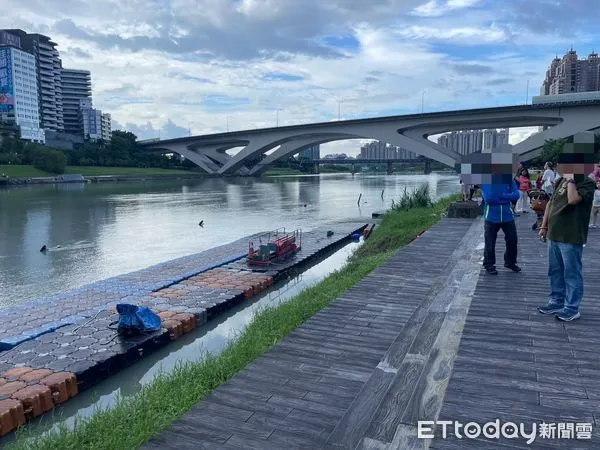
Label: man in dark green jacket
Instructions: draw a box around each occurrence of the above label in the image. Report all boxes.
[538,134,597,321]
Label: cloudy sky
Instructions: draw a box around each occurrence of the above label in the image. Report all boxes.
[1,0,597,155]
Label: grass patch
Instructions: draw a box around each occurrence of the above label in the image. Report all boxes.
[0,165,52,177]
[390,185,432,212]
[263,167,303,176]
[7,192,461,450]
[0,165,199,177]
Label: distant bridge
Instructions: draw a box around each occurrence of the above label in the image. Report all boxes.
[139,100,600,176]
[303,158,431,174]
[311,158,419,164]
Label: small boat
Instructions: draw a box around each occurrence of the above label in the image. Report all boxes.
[248,228,302,266]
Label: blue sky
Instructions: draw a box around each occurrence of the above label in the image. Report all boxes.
[1,0,598,154]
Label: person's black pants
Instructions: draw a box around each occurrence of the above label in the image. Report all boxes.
[484,220,518,269]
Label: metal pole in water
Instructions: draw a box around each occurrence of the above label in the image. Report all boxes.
[381,189,384,199]
[357,193,362,205]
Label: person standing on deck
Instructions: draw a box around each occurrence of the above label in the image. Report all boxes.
[541,162,557,195]
[480,179,522,275]
[589,182,600,228]
[516,164,532,213]
[538,134,597,322]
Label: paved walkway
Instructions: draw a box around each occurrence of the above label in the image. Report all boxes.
[142,215,600,449]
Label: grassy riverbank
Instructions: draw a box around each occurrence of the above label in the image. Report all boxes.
[9,189,460,450]
[0,165,199,178]
[263,167,304,176]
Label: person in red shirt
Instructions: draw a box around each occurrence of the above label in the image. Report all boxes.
[516,163,532,213]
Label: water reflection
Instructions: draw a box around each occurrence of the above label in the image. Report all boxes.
[0,173,460,307]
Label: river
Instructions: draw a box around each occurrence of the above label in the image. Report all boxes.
[0,173,460,309]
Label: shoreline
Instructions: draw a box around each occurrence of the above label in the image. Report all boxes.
[1,173,207,186]
[0,169,458,186]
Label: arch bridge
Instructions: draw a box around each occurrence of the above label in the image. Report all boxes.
[139,101,600,176]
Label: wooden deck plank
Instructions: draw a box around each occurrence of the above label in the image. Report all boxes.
[325,219,483,449]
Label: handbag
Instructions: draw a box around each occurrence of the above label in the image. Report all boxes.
[531,198,548,213]
[529,189,550,213]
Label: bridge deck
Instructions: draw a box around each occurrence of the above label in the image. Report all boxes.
[142,215,600,449]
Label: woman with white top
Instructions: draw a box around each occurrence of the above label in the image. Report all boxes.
[541,161,557,195]
[590,181,600,228]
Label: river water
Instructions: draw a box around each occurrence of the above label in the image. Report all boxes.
[0,173,459,308]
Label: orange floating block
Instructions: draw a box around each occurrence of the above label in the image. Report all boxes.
[19,369,53,384]
[157,311,176,320]
[39,372,78,404]
[162,319,183,340]
[0,381,27,397]
[0,399,25,437]
[0,378,7,387]
[171,313,196,334]
[2,367,33,381]
[11,384,54,419]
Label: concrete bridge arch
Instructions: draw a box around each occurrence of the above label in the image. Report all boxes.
[140,102,600,175]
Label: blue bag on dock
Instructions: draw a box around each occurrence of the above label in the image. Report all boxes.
[115,304,161,336]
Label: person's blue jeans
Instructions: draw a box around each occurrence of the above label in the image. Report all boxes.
[547,239,584,314]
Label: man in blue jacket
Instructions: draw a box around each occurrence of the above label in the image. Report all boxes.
[480,179,522,275]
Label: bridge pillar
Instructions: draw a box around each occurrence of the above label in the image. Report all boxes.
[387,160,393,175]
[424,158,432,175]
[351,163,356,174]
[312,162,319,174]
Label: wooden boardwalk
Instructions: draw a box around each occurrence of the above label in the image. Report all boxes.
[142,215,600,449]
[433,215,600,449]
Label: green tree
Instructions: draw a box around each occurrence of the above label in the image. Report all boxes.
[533,138,565,167]
[31,148,67,174]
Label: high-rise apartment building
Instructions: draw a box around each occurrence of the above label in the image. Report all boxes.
[61,68,91,135]
[540,49,600,96]
[101,113,112,141]
[437,129,509,155]
[79,98,100,140]
[297,144,320,160]
[483,128,509,152]
[0,34,45,143]
[2,29,64,132]
[359,141,417,160]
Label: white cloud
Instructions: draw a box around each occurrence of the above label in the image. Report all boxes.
[412,0,482,17]
[396,25,507,44]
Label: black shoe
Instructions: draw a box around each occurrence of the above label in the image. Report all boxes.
[485,267,498,275]
[505,264,522,272]
[531,222,538,230]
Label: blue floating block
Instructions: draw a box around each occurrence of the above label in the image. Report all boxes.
[0,335,34,350]
[61,314,85,324]
[22,325,52,337]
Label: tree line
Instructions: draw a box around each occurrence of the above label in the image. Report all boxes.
[0,130,195,174]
